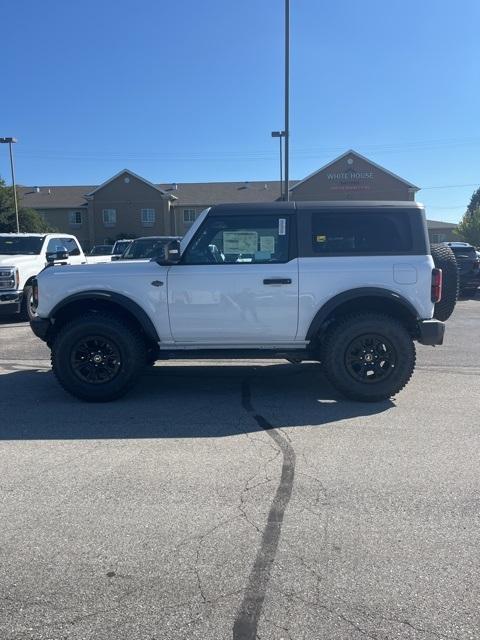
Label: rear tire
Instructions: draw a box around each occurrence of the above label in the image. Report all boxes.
[321,313,416,402]
[51,312,146,402]
[430,243,459,321]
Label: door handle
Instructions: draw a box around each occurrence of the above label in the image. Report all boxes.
[263,278,292,285]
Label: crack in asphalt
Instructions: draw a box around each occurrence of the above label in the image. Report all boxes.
[232,378,296,640]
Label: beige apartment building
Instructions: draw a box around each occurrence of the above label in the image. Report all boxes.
[19,150,457,250]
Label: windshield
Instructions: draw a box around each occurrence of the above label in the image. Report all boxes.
[113,241,131,255]
[450,246,476,260]
[0,236,44,255]
[180,208,209,254]
[90,245,113,256]
[123,238,172,260]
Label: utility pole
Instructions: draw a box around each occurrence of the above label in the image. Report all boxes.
[284,0,290,201]
[271,131,285,199]
[0,137,19,232]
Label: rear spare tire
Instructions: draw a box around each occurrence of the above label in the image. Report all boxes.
[430,243,459,321]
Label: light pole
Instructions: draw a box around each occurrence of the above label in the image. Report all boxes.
[271,131,285,199]
[284,0,290,201]
[0,137,19,232]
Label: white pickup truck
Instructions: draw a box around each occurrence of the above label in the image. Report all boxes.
[0,233,86,319]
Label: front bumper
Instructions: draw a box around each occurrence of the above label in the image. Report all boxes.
[0,290,23,315]
[416,319,445,346]
[30,316,51,342]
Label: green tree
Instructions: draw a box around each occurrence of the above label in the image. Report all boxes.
[456,207,480,247]
[0,176,55,233]
[466,186,480,217]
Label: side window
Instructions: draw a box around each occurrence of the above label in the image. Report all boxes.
[61,238,81,256]
[310,211,413,255]
[182,214,291,265]
[46,238,67,253]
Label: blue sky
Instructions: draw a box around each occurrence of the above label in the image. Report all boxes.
[1,0,479,222]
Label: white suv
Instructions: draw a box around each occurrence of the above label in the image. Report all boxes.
[30,202,451,402]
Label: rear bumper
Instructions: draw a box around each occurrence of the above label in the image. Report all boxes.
[30,316,51,341]
[416,319,445,346]
[0,290,22,315]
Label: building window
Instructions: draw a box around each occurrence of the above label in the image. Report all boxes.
[141,208,155,227]
[102,209,117,227]
[69,211,82,226]
[183,208,197,223]
[431,232,447,243]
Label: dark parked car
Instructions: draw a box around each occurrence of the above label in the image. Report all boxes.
[443,242,480,296]
[120,236,181,260]
[89,244,113,256]
[111,239,133,259]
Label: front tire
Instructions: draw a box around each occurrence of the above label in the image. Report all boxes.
[51,312,146,402]
[20,285,36,322]
[321,313,416,402]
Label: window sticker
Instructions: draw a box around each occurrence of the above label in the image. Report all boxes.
[260,236,275,253]
[223,231,258,254]
[278,218,286,235]
[315,235,327,243]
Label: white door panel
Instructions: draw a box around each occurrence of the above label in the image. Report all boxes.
[297,255,434,339]
[167,262,299,342]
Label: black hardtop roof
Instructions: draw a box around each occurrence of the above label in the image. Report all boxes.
[209,201,424,215]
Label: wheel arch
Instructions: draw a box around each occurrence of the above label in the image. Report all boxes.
[24,275,37,288]
[47,291,159,347]
[306,287,420,341]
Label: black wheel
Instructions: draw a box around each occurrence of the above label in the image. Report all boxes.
[145,345,160,367]
[51,312,146,401]
[321,313,416,402]
[20,285,36,322]
[430,243,459,321]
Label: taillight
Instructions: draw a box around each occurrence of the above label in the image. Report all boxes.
[431,268,442,303]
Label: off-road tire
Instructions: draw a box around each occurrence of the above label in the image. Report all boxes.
[19,285,35,321]
[321,313,416,402]
[430,243,459,321]
[51,312,146,402]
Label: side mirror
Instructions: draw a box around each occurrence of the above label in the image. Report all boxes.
[46,250,69,263]
[161,239,181,265]
[111,254,122,261]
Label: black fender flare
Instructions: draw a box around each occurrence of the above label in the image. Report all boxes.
[305,287,419,340]
[50,290,160,343]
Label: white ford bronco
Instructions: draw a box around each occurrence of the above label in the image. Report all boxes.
[30,202,456,402]
[0,233,86,319]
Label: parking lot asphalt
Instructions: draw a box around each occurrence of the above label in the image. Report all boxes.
[1,298,479,640]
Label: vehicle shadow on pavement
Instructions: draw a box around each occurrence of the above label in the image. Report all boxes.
[0,363,393,440]
[0,316,28,326]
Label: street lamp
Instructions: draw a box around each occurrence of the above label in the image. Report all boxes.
[271,131,286,199]
[0,137,19,233]
[284,0,290,202]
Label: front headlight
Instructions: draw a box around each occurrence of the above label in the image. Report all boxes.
[0,267,18,290]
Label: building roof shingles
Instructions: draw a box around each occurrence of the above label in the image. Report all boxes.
[18,183,459,228]
[18,181,299,209]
